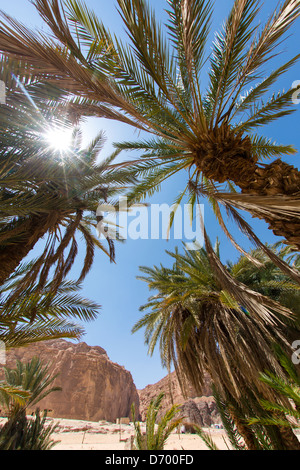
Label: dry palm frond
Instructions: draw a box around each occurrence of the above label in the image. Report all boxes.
[0,56,136,290]
[189,180,300,284]
[0,1,145,128]
[202,228,294,325]
[0,383,30,409]
[216,191,300,246]
[133,241,300,405]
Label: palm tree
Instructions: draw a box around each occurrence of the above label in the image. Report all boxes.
[131,392,182,450]
[132,243,300,448]
[0,357,61,450]
[0,261,101,347]
[0,56,134,292]
[1,356,61,417]
[187,378,299,450]
[198,383,297,450]
[0,408,59,450]
[0,0,299,253]
[133,244,299,398]
[0,384,30,412]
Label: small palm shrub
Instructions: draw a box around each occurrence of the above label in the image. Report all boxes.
[0,356,61,416]
[0,409,59,450]
[0,357,61,450]
[131,393,182,450]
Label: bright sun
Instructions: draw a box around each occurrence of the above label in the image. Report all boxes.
[45,127,73,152]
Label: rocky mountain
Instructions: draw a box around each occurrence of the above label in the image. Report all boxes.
[0,339,140,422]
[138,371,221,428]
[1,339,221,427]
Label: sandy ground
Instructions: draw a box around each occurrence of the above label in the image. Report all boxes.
[0,416,229,451]
[2,417,298,450]
[46,418,231,451]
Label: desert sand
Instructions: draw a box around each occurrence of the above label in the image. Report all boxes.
[45,418,231,451]
[1,417,299,450]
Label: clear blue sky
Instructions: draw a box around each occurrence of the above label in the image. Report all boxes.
[1,0,299,389]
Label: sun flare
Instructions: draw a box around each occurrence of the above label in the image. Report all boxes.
[45,127,73,152]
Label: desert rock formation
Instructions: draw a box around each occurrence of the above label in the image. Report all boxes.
[0,339,140,422]
[138,371,221,427]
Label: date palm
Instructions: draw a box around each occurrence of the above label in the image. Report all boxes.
[0,0,299,253]
[132,243,300,447]
[131,392,182,450]
[0,408,59,450]
[0,56,134,294]
[1,357,61,417]
[0,357,61,450]
[0,384,30,412]
[208,383,298,450]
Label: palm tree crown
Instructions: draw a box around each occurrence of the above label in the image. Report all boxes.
[0,0,299,250]
[133,243,300,402]
[0,55,135,294]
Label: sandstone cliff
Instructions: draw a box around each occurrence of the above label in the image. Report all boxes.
[138,371,221,427]
[1,339,140,422]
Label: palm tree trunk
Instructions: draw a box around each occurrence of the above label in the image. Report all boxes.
[229,408,258,450]
[194,125,300,248]
[0,214,51,286]
[1,407,27,450]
